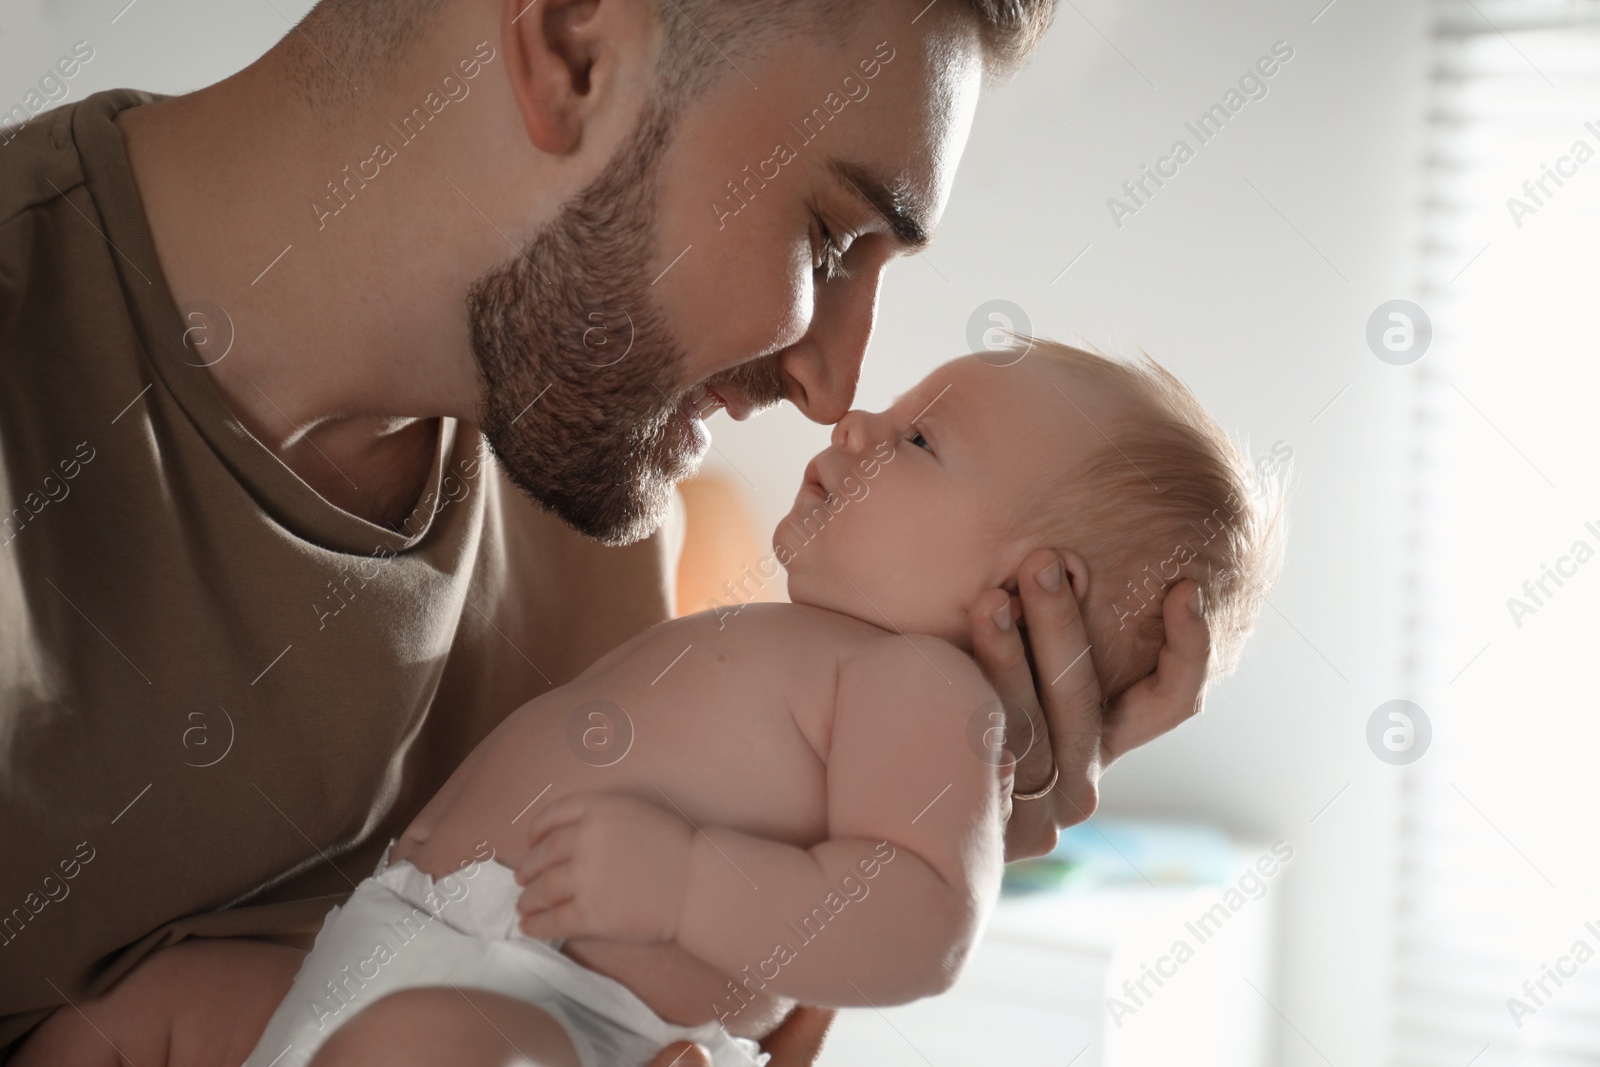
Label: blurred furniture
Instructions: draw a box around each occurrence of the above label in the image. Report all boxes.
[819,840,1278,1067]
[671,471,780,619]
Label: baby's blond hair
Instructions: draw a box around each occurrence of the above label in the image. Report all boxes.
[1004,338,1286,699]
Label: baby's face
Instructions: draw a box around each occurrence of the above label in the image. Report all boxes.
[776,353,1111,650]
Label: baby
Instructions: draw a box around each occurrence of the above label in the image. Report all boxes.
[63,341,1282,1067]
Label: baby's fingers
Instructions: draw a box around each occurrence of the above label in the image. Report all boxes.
[521,795,587,850]
[516,863,576,918]
[514,825,577,885]
[518,897,585,941]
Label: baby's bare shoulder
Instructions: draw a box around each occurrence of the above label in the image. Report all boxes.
[636,604,989,715]
[672,600,887,654]
[697,604,985,685]
[552,604,864,714]
[835,630,994,716]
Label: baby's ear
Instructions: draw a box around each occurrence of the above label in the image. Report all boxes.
[1060,551,1091,601]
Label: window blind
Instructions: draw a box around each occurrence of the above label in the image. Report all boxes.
[1393,3,1600,1066]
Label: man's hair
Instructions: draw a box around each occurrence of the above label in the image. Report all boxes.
[655,0,1058,102]
[285,0,1057,106]
[286,0,445,105]
[1005,340,1288,699]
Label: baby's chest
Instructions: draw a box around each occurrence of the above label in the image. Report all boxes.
[589,643,837,841]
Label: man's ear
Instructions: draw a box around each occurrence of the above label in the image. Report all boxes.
[504,0,641,155]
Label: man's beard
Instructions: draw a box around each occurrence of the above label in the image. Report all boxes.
[467,101,784,547]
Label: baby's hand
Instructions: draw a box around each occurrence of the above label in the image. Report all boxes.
[514,792,694,942]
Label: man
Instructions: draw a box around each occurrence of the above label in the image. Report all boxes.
[0,0,1211,1062]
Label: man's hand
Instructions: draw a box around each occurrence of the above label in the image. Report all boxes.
[515,792,693,941]
[968,548,1212,860]
[647,1005,836,1067]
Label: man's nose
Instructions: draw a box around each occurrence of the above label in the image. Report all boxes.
[779,263,884,425]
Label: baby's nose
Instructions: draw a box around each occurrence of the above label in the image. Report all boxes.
[830,409,871,451]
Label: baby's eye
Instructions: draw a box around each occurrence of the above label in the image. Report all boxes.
[909,428,932,452]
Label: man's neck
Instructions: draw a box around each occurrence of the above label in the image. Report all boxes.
[115,46,519,526]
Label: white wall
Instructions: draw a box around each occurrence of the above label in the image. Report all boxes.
[5,1,1432,1063]
[2,0,313,102]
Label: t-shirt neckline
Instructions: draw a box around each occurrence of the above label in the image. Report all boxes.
[70,88,456,557]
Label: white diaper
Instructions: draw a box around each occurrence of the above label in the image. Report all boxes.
[242,845,767,1067]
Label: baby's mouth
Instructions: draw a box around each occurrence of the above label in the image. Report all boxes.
[799,458,827,499]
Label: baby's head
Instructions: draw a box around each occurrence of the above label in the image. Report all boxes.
[776,339,1284,698]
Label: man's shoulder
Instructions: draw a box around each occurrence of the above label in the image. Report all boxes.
[0,99,83,230]
[0,89,164,336]
[0,90,148,230]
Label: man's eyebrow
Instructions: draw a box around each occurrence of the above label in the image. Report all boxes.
[829,160,932,251]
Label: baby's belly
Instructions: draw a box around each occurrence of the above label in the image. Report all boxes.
[388,831,791,1037]
[395,713,823,1037]
[401,816,800,1038]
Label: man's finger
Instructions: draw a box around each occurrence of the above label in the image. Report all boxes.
[967,587,1049,780]
[760,1006,836,1065]
[1012,548,1103,775]
[648,1041,713,1067]
[969,589,1057,859]
[1103,578,1211,764]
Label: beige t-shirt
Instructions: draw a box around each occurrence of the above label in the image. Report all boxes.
[0,89,678,1057]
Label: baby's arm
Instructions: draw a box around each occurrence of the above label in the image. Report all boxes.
[675,635,1006,1005]
[517,635,1007,1007]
